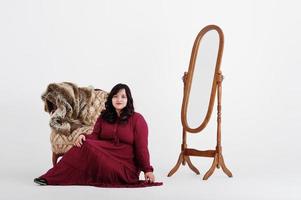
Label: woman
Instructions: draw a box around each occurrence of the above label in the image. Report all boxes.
[34,83,162,187]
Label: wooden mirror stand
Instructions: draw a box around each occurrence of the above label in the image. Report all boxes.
[167,25,233,180]
[168,71,232,180]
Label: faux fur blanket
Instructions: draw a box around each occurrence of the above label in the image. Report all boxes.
[41,82,108,135]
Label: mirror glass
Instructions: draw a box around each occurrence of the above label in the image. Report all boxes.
[186,30,220,129]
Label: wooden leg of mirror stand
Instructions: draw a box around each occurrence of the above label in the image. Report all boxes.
[203,153,233,180]
[168,153,200,177]
[202,71,232,180]
[203,154,218,180]
[167,153,184,177]
[182,159,186,165]
[219,154,233,177]
[185,156,200,175]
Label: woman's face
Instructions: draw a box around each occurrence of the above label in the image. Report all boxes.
[112,89,128,113]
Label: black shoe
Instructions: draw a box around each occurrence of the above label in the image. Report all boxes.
[34,178,48,185]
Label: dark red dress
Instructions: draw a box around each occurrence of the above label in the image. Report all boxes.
[39,112,163,187]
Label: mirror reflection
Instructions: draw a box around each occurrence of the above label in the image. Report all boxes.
[186,30,220,129]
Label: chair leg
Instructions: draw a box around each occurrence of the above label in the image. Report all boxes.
[52,152,59,166]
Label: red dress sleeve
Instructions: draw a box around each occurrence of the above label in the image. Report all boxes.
[134,114,154,173]
[86,116,102,140]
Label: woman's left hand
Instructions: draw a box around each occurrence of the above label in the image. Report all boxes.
[144,172,155,183]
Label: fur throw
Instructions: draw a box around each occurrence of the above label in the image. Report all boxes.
[42,82,108,135]
[42,82,108,154]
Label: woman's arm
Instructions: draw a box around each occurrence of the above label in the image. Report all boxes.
[134,114,154,173]
[74,116,102,147]
[85,116,102,140]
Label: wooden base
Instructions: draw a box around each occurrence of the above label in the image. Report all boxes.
[168,148,232,180]
[168,152,200,177]
[203,151,232,180]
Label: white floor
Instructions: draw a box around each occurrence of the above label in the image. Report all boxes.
[1,154,300,200]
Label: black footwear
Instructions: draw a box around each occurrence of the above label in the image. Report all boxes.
[34,178,48,185]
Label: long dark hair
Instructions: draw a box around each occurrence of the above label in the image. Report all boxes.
[101,83,134,123]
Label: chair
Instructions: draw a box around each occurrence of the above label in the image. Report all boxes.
[41,82,108,165]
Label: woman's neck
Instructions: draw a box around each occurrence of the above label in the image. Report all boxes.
[116,109,121,117]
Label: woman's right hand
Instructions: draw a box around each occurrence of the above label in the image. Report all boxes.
[74,134,86,147]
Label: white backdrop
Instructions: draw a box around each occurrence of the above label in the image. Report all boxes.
[1,0,301,199]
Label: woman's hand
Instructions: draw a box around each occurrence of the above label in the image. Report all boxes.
[74,134,86,147]
[144,172,155,183]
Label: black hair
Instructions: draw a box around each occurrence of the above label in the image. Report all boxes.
[101,83,134,123]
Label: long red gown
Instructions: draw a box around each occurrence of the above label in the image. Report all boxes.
[39,112,163,187]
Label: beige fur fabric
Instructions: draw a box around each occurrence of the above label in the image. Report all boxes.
[42,82,108,154]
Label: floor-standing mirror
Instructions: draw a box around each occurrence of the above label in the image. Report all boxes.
[168,25,233,180]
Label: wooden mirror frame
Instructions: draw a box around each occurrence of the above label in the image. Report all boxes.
[168,25,233,180]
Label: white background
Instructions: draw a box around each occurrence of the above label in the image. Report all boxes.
[1,0,301,199]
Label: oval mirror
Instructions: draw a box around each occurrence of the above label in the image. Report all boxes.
[182,25,224,133]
